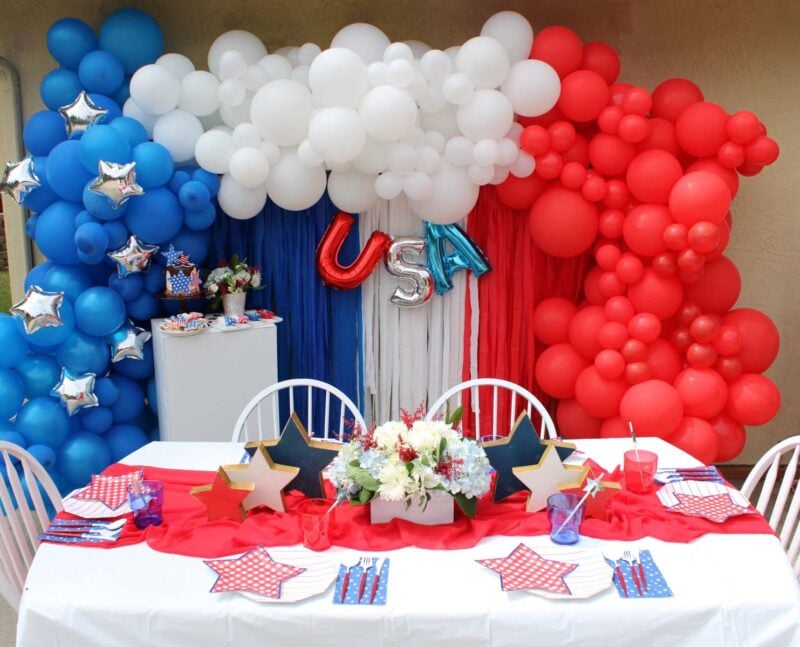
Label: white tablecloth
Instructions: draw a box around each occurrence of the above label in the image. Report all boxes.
[17,439,800,647]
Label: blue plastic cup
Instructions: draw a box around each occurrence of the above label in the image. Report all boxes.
[547,492,583,545]
[127,479,164,529]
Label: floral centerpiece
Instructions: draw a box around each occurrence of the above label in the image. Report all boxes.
[329,415,491,522]
[204,254,261,315]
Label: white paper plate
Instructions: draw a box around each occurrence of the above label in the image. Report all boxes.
[522,546,613,600]
[62,487,132,519]
[160,326,206,336]
[237,547,338,604]
[657,480,751,508]
[209,318,252,332]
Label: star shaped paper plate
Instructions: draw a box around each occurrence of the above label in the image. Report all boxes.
[657,480,757,523]
[62,470,144,518]
[477,543,613,600]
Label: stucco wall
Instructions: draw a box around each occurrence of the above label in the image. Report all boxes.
[0,0,797,463]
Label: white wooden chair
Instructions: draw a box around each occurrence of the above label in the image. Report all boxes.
[231,378,366,443]
[425,378,557,440]
[0,441,63,611]
[741,435,800,577]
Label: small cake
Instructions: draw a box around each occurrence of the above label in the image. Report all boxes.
[162,245,202,297]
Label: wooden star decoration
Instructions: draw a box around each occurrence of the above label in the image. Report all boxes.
[512,445,588,512]
[560,460,622,522]
[223,445,299,513]
[481,412,577,502]
[250,413,341,499]
[191,469,255,521]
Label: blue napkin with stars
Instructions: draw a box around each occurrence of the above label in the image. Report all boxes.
[333,559,390,605]
[605,550,672,598]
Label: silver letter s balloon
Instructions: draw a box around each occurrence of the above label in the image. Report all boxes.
[384,237,434,307]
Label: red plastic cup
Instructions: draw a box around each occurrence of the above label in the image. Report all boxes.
[624,449,658,493]
[298,498,334,551]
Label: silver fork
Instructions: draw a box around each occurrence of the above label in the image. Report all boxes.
[358,557,376,603]
[623,550,644,595]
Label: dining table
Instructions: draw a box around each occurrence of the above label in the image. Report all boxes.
[16,437,800,646]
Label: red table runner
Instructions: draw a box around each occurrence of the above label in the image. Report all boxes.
[55,463,774,558]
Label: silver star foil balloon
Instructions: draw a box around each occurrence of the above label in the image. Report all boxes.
[11,285,65,334]
[51,369,99,416]
[0,157,41,205]
[108,320,152,362]
[90,160,144,208]
[108,235,159,278]
[58,91,108,138]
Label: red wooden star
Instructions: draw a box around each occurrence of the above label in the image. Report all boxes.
[559,459,622,522]
[204,546,305,597]
[477,543,577,594]
[191,469,254,521]
[669,492,755,524]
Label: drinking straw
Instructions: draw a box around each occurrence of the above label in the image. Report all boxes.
[628,421,648,490]
[553,473,605,536]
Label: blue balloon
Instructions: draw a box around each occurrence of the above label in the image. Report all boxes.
[87,93,122,124]
[74,287,126,336]
[34,200,82,264]
[143,262,165,293]
[99,9,163,74]
[109,376,144,423]
[75,221,110,256]
[26,215,39,238]
[113,341,154,380]
[23,110,67,156]
[46,140,94,202]
[168,170,191,194]
[125,292,159,321]
[78,124,131,174]
[109,117,147,147]
[76,248,105,265]
[82,179,129,220]
[56,431,111,487]
[78,50,124,95]
[132,142,174,189]
[56,330,110,375]
[81,406,113,433]
[103,220,128,249]
[95,377,119,406]
[178,180,210,211]
[27,444,57,470]
[108,272,144,302]
[21,157,59,214]
[16,397,70,449]
[111,82,131,106]
[40,69,82,111]
[146,377,158,415]
[191,169,221,198]
[124,187,183,243]
[15,354,61,399]
[75,210,99,227]
[25,298,75,348]
[184,203,216,231]
[168,228,211,265]
[24,262,54,292]
[47,18,97,70]
[0,315,28,368]
[105,424,148,461]
[41,264,92,302]
[0,369,25,419]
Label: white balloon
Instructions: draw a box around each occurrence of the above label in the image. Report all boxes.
[444,136,474,166]
[408,160,479,224]
[208,31,267,77]
[387,59,415,88]
[258,55,293,80]
[232,123,261,149]
[456,37,510,89]
[456,90,514,141]
[510,150,536,178]
[218,79,246,107]
[419,103,460,139]
[374,172,403,200]
[122,98,157,136]
[274,46,300,66]
[157,53,195,79]
[291,65,310,86]
[219,94,253,127]
[229,147,270,187]
[359,86,417,142]
[298,42,322,65]
[179,71,220,116]
[403,171,433,201]
[407,73,428,100]
[387,142,416,176]
[308,106,367,163]
[325,160,351,172]
[497,138,519,166]
[473,139,500,166]
[219,50,248,80]
[218,173,267,220]
[423,130,446,154]
[506,121,524,142]
[420,50,452,83]
[153,109,204,162]
[198,111,224,131]
[308,48,369,108]
[403,126,425,146]
[297,139,323,167]
[468,162,494,185]
[328,168,379,213]
[419,85,447,114]
[330,23,391,64]
[129,64,180,115]
[481,11,534,64]
[243,65,269,91]
[445,46,461,63]
[367,61,389,87]
[442,72,474,105]
[195,130,235,173]
[491,166,510,185]
[265,148,327,211]
[384,42,413,63]
[260,141,281,165]
[405,40,431,57]
[250,79,314,146]
[353,137,390,174]
[501,59,561,117]
[416,145,441,174]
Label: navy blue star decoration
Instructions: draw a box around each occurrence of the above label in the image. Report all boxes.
[244,413,340,499]
[481,412,577,502]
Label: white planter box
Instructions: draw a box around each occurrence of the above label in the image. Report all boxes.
[370,490,455,525]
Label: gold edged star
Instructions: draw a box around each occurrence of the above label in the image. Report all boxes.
[0,157,40,205]
[90,161,144,208]
[512,445,588,513]
[191,468,255,522]
[50,368,99,416]
[560,464,623,522]
[58,91,108,138]
[11,285,64,334]
[223,444,299,513]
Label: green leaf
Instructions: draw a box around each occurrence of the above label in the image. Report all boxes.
[446,404,464,426]
[346,465,381,491]
[454,492,477,518]
[357,488,376,504]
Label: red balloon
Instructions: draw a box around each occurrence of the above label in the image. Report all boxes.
[705,218,731,261]
[668,417,720,465]
[583,267,605,305]
[746,136,780,166]
[662,223,688,251]
[669,325,692,353]
[725,373,781,426]
[621,87,652,116]
[652,252,678,277]
[599,271,626,298]
[619,379,684,438]
[556,398,602,439]
[609,82,633,107]
[558,70,610,123]
[687,221,721,253]
[726,111,761,145]
[533,297,578,345]
[316,212,391,289]
[598,209,625,238]
[598,106,624,134]
[568,305,606,359]
[621,338,647,363]
[530,26,584,78]
[686,158,739,199]
[686,342,718,368]
[669,171,731,226]
[588,133,636,176]
[520,125,550,156]
[674,367,728,419]
[623,204,673,257]
[636,118,679,155]
[618,115,650,144]
[645,338,683,383]
[675,101,729,158]
[604,295,635,323]
[595,243,622,270]
[581,42,620,84]
[529,187,598,257]
[714,356,743,382]
[600,416,630,438]
[717,142,746,169]
[549,121,577,152]
[560,161,587,189]
[713,325,742,356]
[534,150,564,179]
[603,179,630,208]
[721,308,780,373]
[676,248,705,274]
[616,254,644,284]
[651,78,704,122]
[689,314,721,343]
[628,268,684,320]
[562,134,590,166]
[625,361,652,384]
[575,366,628,418]
[675,301,703,326]
[535,343,590,399]
[626,150,683,204]
[595,349,626,379]
[496,174,546,210]
[710,412,746,461]
[628,312,661,342]
[683,256,741,314]
[598,321,629,349]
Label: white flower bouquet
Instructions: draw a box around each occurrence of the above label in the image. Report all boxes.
[203,254,261,308]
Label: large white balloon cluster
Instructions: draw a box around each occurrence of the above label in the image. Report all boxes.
[125,11,560,222]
